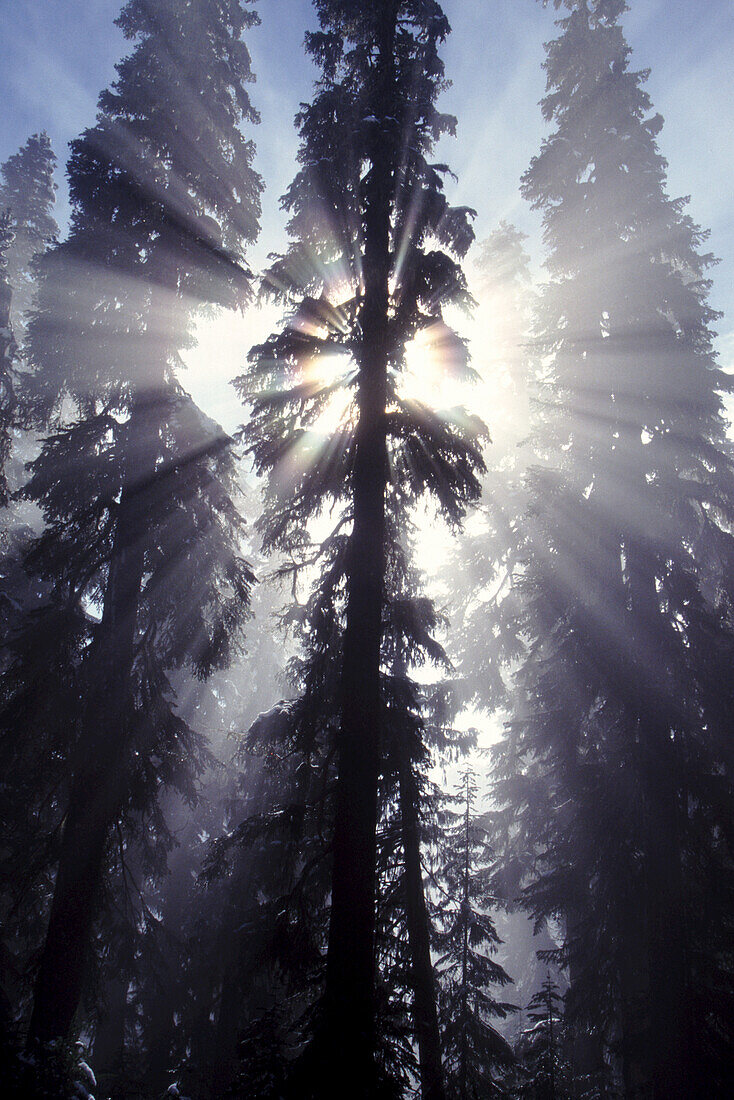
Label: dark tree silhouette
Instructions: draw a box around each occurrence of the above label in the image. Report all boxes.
[4,0,263,1051]
[514,974,570,1100]
[0,132,58,337]
[0,214,18,507]
[433,769,514,1099]
[238,1,484,1089]
[490,1,734,1094]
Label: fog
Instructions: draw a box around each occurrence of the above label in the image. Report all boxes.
[1,2,732,1098]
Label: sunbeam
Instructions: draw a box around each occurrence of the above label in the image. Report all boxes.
[2,1,734,1096]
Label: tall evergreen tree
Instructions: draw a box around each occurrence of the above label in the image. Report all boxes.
[0,213,18,506]
[379,547,476,1099]
[239,1,484,1089]
[238,0,484,1086]
[514,974,570,1100]
[394,700,446,1100]
[491,1,734,1095]
[5,0,263,1051]
[433,769,514,1099]
[202,525,471,1097]
[114,584,289,1098]
[0,133,58,336]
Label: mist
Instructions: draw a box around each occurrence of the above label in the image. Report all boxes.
[1,2,733,1098]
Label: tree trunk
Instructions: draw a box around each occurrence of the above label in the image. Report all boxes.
[625,538,690,1099]
[615,866,651,1098]
[398,751,445,1100]
[321,7,395,1093]
[323,294,387,1090]
[0,271,17,507]
[28,479,145,1047]
[145,997,176,1097]
[93,974,128,1081]
[460,781,470,1100]
[643,720,688,1100]
[547,982,556,1100]
[565,915,607,1097]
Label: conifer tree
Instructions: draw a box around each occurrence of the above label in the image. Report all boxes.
[491,1,734,1094]
[514,975,570,1100]
[0,132,58,336]
[115,590,289,1097]
[5,0,263,1050]
[239,1,484,1089]
[199,622,340,1096]
[0,213,18,506]
[201,526,468,1096]
[393,694,446,1100]
[433,770,514,1099]
[378,549,475,1099]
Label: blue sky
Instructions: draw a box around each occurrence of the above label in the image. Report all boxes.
[2,0,733,396]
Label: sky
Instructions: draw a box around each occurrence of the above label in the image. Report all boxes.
[1,0,733,430]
